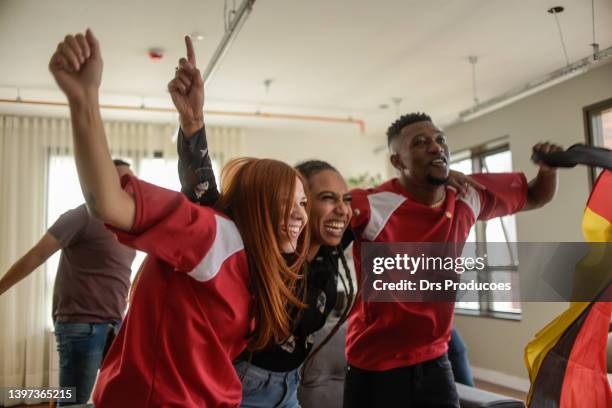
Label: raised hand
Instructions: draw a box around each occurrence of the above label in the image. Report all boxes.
[532,142,564,172]
[168,35,204,138]
[49,29,102,103]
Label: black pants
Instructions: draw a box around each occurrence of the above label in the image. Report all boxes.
[343,354,459,408]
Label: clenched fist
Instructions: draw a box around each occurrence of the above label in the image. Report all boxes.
[49,29,102,103]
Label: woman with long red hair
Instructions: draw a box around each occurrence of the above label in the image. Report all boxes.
[49,29,310,408]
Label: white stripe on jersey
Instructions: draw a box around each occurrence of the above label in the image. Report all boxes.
[457,186,481,220]
[363,192,407,241]
[188,214,244,282]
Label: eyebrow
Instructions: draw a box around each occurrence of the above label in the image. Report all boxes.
[317,191,352,198]
[317,190,338,197]
[413,131,445,138]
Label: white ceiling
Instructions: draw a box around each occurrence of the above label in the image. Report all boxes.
[1,0,611,135]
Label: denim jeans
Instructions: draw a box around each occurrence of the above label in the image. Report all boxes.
[447,327,475,386]
[54,321,119,406]
[234,360,301,408]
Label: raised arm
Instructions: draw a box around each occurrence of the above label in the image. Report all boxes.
[169,36,220,206]
[49,30,135,230]
[0,233,60,296]
[522,142,562,211]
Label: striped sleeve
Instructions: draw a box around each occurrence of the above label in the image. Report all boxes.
[109,175,242,276]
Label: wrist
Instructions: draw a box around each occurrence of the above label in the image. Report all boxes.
[537,166,558,177]
[180,116,204,138]
[67,89,100,109]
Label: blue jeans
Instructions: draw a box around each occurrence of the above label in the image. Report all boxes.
[234,360,301,408]
[54,321,118,406]
[447,327,475,386]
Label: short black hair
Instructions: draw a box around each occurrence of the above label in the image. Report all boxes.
[294,160,338,180]
[112,159,130,167]
[387,112,432,147]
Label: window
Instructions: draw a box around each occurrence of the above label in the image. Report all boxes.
[45,153,219,328]
[450,141,521,319]
[584,97,612,183]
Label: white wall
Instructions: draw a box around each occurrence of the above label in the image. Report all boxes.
[448,61,612,382]
[241,126,388,182]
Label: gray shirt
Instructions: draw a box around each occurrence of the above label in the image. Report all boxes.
[49,204,136,323]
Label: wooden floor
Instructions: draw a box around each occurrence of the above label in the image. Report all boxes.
[475,379,528,400]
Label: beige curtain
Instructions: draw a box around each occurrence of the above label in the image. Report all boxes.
[0,115,243,406]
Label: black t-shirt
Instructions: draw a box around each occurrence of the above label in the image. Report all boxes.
[245,246,339,371]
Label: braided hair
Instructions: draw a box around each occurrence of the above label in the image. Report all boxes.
[294,160,356,382]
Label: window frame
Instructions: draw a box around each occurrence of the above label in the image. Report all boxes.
[451,140,522,320]
[583,97,612,186]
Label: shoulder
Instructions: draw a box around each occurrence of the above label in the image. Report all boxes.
[186,210,245,282]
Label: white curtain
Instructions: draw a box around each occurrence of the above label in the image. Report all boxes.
[0,116,51,406]
[0,115,243,406]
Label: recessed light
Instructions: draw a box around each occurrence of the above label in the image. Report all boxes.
[190,32,205,41]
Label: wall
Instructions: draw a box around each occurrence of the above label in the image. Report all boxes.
[242,126,388,182]
[448,61,612,383]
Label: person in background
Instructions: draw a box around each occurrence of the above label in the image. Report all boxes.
[0,160,136,406]
[448,327,475,386]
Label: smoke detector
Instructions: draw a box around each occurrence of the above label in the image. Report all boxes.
[148,47,164,61]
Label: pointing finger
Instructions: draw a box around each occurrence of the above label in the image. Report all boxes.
[185,35,196,66]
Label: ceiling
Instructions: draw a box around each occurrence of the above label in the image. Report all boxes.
[1,0,611,135]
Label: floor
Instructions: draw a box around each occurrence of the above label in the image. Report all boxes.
[7,381,528,407]
[475,379,527,401]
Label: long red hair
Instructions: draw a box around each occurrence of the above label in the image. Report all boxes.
[215,157,310,351]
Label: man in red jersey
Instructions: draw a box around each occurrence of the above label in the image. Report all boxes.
[343,112,562,408]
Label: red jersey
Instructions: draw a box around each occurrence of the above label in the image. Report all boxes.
[93,176,251,407]
[347,173,527,371]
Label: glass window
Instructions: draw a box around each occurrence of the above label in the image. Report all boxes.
[450,142,521,318]
[584,98,612,182]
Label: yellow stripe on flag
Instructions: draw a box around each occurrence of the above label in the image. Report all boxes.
[582,207,612,243]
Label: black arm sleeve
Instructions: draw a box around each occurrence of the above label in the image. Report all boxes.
[177,126,220,206]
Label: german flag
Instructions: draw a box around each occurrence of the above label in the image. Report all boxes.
[525,170,612,408]
[583,170,612,242]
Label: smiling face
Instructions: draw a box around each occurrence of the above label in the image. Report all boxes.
[390,121,450,185]
[279,177,309,253]
[307,169,352,247]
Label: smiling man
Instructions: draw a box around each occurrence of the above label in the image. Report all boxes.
[344,112,561,408]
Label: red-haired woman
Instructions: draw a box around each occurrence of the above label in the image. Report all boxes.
[167,36,354,407]
[49,30,310,408]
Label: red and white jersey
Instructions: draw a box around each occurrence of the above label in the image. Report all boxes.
[347,173,527,371]
[93,175,251,408]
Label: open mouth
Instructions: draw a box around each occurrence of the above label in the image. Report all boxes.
[285,224,302,240]
[430,157,448,168]
[323,220,346,236]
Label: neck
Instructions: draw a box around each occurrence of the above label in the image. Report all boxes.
[398,175,446,206]
[307,242,322,262]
